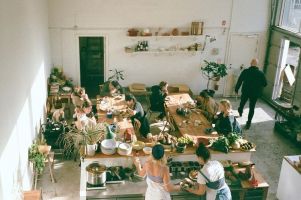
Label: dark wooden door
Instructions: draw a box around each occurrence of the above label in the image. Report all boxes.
[79,37,104,98]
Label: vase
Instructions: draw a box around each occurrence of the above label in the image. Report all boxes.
[176,143,187,153]
[86,144,97,156]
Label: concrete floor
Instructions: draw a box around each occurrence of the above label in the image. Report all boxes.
[39,98,301,200]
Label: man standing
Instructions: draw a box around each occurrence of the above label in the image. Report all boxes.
[235,58,267,129]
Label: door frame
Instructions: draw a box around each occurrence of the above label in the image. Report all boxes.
[223,32,260,97]
[75,31,109,87]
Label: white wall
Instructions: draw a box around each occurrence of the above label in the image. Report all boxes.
[0,0,50,199]
[48,0,270,95]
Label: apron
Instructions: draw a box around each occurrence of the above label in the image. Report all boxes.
[145,173,171,200]
[199,171,231,200]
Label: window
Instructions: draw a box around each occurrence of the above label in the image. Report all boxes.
[280,0,301,32]
[294,0,301,9]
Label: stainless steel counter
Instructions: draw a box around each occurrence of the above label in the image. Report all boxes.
[86,179,197,199]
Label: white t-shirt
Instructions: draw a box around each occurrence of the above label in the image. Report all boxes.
[197,160,226,200]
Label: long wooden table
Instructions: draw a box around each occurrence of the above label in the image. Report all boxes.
[96,94,135,138]
[165,93,218,144]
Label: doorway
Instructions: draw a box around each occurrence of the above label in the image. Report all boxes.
[272,39,300,105]
[224,34,259,97]
[79,37,105,98]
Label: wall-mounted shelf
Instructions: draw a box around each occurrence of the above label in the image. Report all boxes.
[127,35,202,41]
[125,50,202,56]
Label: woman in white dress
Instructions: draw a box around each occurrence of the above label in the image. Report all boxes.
[133,144,180,200]
[186,143,232,200]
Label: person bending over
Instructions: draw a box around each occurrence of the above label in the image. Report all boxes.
[150,81,169,120]
[186,143,231,200]
[125,93,151,139]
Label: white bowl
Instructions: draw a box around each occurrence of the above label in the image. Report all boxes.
[117,143,132,156]
[101,139,117,155]
[143,147,152,155]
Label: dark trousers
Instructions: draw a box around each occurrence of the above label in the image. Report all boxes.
[238,94,258,123]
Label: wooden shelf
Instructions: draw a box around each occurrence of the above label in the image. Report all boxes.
[125,50,201,55]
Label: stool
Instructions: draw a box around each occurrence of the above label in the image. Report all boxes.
[34,151,55,189]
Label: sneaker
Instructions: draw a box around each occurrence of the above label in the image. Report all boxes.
[245,122,251,130]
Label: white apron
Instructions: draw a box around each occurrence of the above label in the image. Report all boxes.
[145,175,171,200]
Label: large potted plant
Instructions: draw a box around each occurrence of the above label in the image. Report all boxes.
[29,143,47,174]
[201,60,228,97]
[60,123,106,157]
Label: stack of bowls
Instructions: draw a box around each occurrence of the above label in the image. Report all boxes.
[101,139,117,155]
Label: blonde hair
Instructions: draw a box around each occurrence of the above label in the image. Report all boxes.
[220,99,232,111]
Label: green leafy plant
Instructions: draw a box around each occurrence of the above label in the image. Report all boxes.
[59,123,106,158]
[201,60,228,91]
[177,136,193,145]
[28,143,47,174]
[108,69,125,81]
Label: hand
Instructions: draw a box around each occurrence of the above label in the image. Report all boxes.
[127,108,135,116]
[133,156,140,166]
[134,119,141,131]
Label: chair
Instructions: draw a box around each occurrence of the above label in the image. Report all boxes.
[128,83,151,105]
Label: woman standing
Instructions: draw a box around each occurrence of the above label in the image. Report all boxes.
[133,144,180,200]
[186,143,232,200]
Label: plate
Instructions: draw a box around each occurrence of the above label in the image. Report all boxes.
[62,86,71,92]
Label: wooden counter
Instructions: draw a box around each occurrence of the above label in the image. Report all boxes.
[165,93,218,144]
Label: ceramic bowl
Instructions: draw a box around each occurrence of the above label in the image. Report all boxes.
[117,143,132,156]
[143,147,152,155]
[101,139,117,155]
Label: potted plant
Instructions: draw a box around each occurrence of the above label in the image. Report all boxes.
[201,60,228,97]
[176,136,193,153]
[28,143,47,174]
[60,123,106,158]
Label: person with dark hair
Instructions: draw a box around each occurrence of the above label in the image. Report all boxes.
[109,80,124,95]
[235,58,267,129]
[186,143,231,200]
[52,99,65,122]
[71,87,89,107]
[196,91,219,122]
[150,81,169,120]
[133,144,180,200]
[125,93,151,139]
[82,100,97,122]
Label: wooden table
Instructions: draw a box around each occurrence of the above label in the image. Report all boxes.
[165,93,218,143]
[96,95,135,139]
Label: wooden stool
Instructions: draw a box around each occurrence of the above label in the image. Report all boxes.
[34,151,55,189]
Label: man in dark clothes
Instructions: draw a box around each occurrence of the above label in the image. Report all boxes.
[149,81,169,120]
[125,93,151,139]
[235,58,267,129]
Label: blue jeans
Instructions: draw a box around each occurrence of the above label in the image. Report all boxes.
[216,187,232,200]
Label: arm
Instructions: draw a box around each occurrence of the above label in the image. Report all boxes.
[235,70,245,93]
[133,157,147,177]
[186,183,206,195]
[162,166,181,192]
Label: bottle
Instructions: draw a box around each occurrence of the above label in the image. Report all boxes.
[106,125,116,139]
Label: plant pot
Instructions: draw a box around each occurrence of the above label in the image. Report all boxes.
[201,89,215,97]
[86,144,98,156]
[176,143,187,153]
